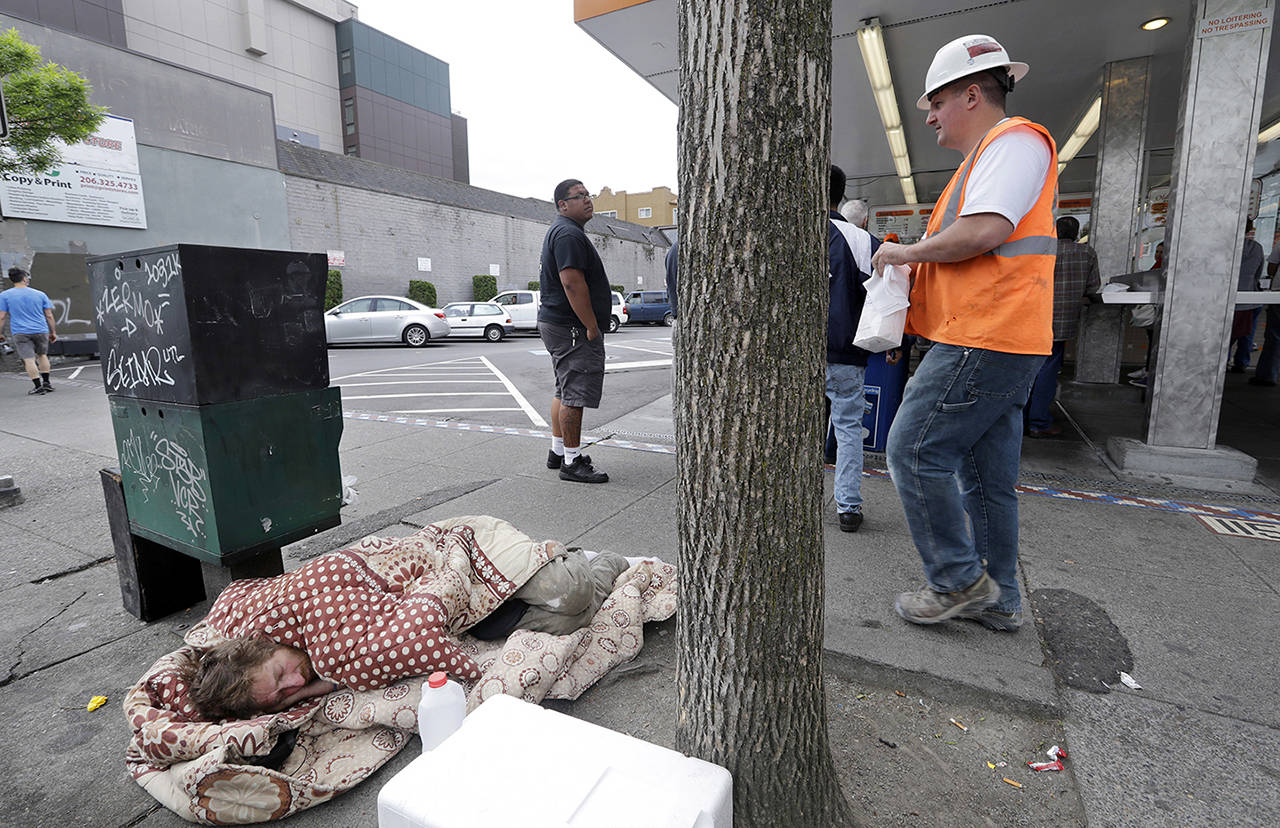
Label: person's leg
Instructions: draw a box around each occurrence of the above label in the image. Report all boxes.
[550,397,562,438]
[825,363,866,518]
[557,334,607,482]
[560,403,583,451]
[14,335,43,392]
[886,346,1042,619]
[958,399,1026,614]
[1025,341,1064,431]
[1255,306,1280,384]
[540,322,570,467]
[21,356,39,381]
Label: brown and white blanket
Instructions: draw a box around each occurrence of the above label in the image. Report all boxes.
[123,516,677,824]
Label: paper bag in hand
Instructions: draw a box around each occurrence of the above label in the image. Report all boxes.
[853,264,911,352]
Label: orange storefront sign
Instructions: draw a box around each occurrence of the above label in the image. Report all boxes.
[575,0,653,21]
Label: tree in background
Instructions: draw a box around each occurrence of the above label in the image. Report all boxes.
[408,279,437,308]
[324,270,343,310]
[472,274,497,302]
[674,1,854,824]
[0,28,106,176]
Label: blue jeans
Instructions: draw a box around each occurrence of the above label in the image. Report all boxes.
[1232,308,1260,368]
[826,363,866,514]
[885,344,1044,613]
[1256,306,1280,382]
[1025,340,1066,430]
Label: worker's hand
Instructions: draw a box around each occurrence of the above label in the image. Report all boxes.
[48,331,57,343]
[585,325,600,341]
[871,241,915,272]
[886,348,902,366]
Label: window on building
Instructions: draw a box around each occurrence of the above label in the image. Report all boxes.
[343,98,356,135]
[638,207,652,219]
[599,210,617,218]
[339,49,352,75]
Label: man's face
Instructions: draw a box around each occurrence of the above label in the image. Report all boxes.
[925,84,970,151]
[558,184,594,223]
[249,645,313,710]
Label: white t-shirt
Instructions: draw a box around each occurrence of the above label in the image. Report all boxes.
[959,121,1052,227]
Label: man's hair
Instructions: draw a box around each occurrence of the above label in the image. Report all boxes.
[8,266,28,284]
[553,179,584,206]
[841,198,869,228]
[186,636,280,720]
[829,165,846,209]
[1246,217,1256,234]
[1056,216,1080,241]
[934,69,1009,111]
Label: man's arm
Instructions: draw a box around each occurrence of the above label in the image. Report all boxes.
[0,310,7,341]
[268,678,337,712]
[559,267,601,340]
[1085,249,1103,303]
[872,213,1015,271]
[43,307,57,342]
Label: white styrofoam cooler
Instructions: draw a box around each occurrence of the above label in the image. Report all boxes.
[377,693,732,828]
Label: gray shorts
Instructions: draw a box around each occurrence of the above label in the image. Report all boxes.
[539,321,605,408]
[13,333,49,360]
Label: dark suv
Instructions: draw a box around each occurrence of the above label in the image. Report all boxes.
[625,290,673,325]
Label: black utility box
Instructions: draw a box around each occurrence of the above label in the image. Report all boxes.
[88,245,329,405]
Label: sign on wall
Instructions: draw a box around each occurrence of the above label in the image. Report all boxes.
[327,250,346,267]
[1197,9,1271,38]
[0,114,147,229]
[417,257,432,272]
[869,204,934,244]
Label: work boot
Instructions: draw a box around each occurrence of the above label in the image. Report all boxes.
[546,449,564,469]
[958,605,1024,632]
[559,454,608,484]
[838,511,863,533]
[894,573,1000,625]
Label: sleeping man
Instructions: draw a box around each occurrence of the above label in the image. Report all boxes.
[183,516,629,720]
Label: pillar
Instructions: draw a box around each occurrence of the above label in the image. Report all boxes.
[1075,57,1151,383]
[1107,0,1273,482]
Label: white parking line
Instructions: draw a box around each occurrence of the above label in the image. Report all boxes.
[343,391,511,400]
[68,366,84,380]
[606,342,673,356]
[605,359,672,371]
[479,355,548,428]
[337,380,504,387]
[332,356,485,382]
[389,407,524,414]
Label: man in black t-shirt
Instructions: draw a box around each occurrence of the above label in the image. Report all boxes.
[538,179,612,483]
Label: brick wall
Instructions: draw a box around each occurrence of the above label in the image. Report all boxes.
[284,176,667,304]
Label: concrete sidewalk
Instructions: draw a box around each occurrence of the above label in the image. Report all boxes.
[1,372,1277,826]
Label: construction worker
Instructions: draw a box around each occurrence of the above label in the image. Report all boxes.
[871,35,1057,633]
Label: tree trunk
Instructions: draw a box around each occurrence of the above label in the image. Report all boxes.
[674,2,854,826]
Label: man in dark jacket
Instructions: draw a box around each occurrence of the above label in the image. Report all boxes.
[826,166,877,532]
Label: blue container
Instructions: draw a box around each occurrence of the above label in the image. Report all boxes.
[862,351,909,452]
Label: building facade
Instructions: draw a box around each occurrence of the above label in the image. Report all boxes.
[592,185,677,227]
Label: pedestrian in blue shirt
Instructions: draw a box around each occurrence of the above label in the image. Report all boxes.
[0,266,58,395]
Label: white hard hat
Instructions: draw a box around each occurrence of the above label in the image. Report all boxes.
[916,34,1029,110]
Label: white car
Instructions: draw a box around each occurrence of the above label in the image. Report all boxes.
[325,295,450,347]
[441,302,516,341]
[493,288,630,333]
[610,291,629,333]
[491,289,540,331]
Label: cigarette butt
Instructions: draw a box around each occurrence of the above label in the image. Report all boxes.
[895,690,907,697]
[950,717,968,731]
[1003,777,1023,789]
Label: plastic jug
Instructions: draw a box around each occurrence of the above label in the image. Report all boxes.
[417,671,465,751]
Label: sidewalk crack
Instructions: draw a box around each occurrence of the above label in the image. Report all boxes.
[1,589,87,687]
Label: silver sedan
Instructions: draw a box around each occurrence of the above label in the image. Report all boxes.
[324,295,451,347]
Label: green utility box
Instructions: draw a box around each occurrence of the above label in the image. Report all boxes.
[109,387,343,565]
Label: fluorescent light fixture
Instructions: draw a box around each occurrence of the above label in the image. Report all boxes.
[1260,118,1280,144]
[1057,95,1102,174]
[857,18,917,204]
[1141,17,1170,31]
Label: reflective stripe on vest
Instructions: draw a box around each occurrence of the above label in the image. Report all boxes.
[986,235,1058,257]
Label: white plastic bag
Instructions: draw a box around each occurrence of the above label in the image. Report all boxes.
[853,264,911,352]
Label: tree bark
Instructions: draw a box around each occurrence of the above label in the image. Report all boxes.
[674,2,855,826]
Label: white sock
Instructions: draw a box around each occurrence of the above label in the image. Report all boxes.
[552,436,565,456]
[564,445,581,465]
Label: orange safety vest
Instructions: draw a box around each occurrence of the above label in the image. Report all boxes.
[906,117,1058,355]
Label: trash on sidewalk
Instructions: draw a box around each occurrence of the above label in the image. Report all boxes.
[86,695,108,712]
[895,689,907,697]
[987,760,1009,769]
[341,475,360,507]
[1118,671,1142,690]
[878,738,898,749]
[949,717,968,732]
[1002,777,1023,789]
[1027,744,1068,772]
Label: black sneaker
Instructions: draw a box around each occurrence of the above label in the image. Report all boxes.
[838,511,863,533]
[27,386,46,396]
[547,450,564,469]
[559,454,608,484]
[41,382,54,392]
